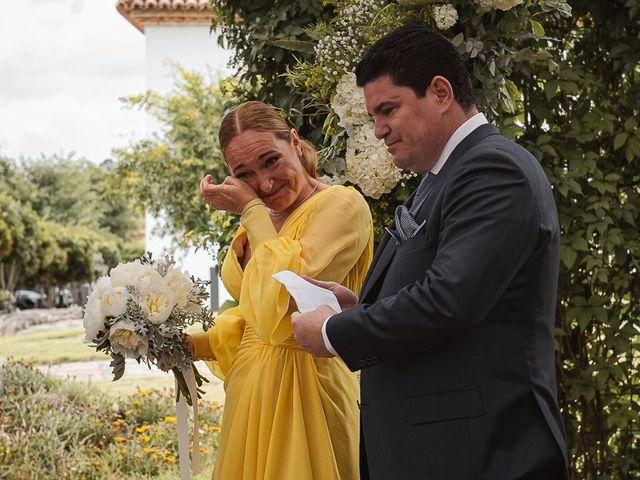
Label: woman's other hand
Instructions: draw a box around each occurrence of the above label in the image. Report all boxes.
[184,335,195,357]
[200,174,258,214]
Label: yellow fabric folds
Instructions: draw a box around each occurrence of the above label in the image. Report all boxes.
[191,185,373,480]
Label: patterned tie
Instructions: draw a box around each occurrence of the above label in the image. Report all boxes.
[409,172,437,215]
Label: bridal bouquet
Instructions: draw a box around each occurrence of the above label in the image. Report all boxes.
[83,253,215,406]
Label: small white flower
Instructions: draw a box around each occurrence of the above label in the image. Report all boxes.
[434,4,458,30]
[109,319,148,358]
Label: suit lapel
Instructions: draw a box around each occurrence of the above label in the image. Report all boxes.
[360,124,500,302]
[359,192,415,301]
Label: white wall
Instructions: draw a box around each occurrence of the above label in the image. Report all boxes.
[142,24,232,305]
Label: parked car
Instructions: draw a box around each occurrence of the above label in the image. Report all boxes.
[15,290,46,310]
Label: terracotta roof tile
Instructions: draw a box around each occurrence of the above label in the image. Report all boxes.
[116,0,210,10]
[116,0,213,33]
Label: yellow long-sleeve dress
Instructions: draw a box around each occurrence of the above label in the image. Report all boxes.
[191,185,373,480]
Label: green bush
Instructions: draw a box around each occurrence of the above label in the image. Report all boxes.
[0,290,15,314]
[0,361,221,479]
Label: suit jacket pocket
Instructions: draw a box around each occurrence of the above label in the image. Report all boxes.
[396,230,428,253]
[402,389,484,425]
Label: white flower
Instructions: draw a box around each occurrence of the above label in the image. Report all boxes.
[100,286,130,317]
[83,297,105,343]
[109,319,148,358]
[164,268,193,308]
[109,260,155,290]
[434,4,458,30]
[82,276,112,343]
[344,124,408,198]
[138,281,177,325]
[476,0,524,11]
[331,72,370,130]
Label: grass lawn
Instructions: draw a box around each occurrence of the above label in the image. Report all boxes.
[0,326,104,364]
[0,323,209,365]
[0,324,223,402]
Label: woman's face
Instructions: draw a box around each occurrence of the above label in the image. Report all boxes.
[224,129,310,212]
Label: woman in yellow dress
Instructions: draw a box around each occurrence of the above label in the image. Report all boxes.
[187,101,373,480]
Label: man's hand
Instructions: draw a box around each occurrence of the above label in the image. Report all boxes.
[301,276,358,310]
[291,304,337,357]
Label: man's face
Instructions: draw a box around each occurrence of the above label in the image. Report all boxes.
[363,74,448,173]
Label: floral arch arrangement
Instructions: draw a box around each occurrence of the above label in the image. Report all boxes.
[287,0,572,235]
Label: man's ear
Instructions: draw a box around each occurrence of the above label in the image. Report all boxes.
[430,76,454,104]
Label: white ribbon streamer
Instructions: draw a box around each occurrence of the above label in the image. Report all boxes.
[176,368,203,480]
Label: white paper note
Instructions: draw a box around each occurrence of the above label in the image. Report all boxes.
[272,270,341,313]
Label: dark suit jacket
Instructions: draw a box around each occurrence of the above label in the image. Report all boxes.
[327,124,568,480]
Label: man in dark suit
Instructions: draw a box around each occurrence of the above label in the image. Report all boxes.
[291,25,568,479]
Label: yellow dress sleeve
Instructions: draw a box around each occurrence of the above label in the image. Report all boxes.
[191,305,244,380]
[191,229,246,381]
[240,187,373,346]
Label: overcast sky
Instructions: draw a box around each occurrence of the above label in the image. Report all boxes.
[0,0,147,163]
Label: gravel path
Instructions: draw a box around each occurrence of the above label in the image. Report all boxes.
[36,359,226,405]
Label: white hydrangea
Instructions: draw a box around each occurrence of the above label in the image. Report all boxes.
[318,174,347,186]
[331,72,370,130]
[344,124,407,199]
[476,0,524,11]
[434,4,458,30]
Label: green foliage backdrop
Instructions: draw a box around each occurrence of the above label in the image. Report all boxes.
[206,0,639,478]
[106,1,638,476]
[0,155,143,302]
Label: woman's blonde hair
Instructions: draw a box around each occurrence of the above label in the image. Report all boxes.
[218,101,318,178]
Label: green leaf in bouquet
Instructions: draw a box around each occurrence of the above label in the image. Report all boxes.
[110,353,126,381]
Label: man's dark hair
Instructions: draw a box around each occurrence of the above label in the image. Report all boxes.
[355,24,476,111]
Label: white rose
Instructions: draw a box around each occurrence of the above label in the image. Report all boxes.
[109,319,148,358]
[82,276,111,343]
[164,268,193,308]
[100,286,130,317]
[138,282,177,325]
[83,296,106,343]
[110,260,154,289]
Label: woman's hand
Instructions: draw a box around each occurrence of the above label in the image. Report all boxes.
[184,335,195,357]
[200,174,258,214]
